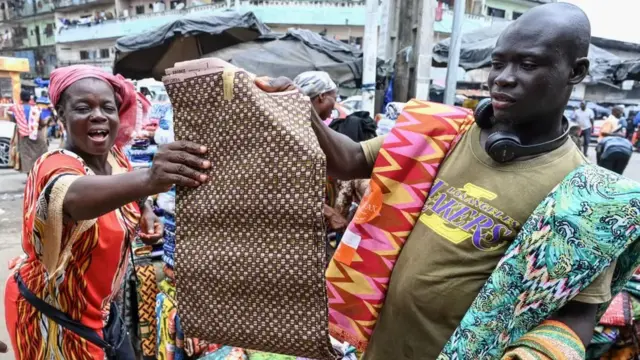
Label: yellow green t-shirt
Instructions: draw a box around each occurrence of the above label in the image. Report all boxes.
[359,124,614,360]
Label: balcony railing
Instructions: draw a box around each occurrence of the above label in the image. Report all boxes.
[56,0,365,43]
[54,0,114,11]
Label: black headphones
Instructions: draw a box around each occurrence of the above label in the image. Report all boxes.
[474,98,570,163]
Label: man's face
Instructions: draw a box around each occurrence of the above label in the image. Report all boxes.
[580,102,586,110]
[488,25,574,126]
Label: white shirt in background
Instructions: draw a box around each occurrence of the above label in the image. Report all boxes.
[573,108,594,130]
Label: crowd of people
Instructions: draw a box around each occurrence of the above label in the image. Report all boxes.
[1,2,640,360]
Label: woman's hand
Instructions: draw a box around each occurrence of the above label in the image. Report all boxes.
[147,140,210,193]
[138,202,164,245]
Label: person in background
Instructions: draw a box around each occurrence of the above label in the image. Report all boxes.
[597,135,633,175]
[293,70,369,257]
[293,70,338,121]
[633,111,640,139]
[8,90,49,174]
[597,106,633,175]
[4,65,209,359]
[572,101,594,155]
[598,106,625,143]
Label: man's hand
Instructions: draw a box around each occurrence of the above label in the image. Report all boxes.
[0,340,8,353]
[255,76,298,93]
[139,202,164,245]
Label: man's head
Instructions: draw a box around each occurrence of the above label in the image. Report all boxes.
[580,101,587,110]
[488,3,591,128]
[612,106,624,119]
[293,71,338,120]
[19,90,30,103]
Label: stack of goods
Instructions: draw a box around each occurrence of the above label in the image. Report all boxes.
[126,138,157,170]
[163,58,335,360]
[118,102,177,359]
[375,102,405,136]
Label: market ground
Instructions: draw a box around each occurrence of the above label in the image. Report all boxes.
[1,145,640,358]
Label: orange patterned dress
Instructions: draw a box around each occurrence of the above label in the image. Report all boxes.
[4,147,141,359]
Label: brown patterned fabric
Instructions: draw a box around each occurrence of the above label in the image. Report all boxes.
[163,58,335,360]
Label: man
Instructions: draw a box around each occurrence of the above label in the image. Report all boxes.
[597,106,632,175]
[572,101,594,155]
[268,3,609,358]
[599,106,625,143]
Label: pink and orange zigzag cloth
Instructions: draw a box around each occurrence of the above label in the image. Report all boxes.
[325,100,474,350]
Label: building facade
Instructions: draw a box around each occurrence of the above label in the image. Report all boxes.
[0,0,366,78]
[0,0,566,80]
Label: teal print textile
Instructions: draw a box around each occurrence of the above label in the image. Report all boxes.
[438,164,640,359]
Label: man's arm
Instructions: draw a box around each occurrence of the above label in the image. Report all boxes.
[550,301,598,347]
[255,76,373,180]
[309,111,373,180]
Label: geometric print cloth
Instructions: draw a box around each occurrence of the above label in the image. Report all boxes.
[135,262,160,357]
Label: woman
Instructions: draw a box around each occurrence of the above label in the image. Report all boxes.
[293,71,338,121]
[9,90,49,173]
[4,65,210,359]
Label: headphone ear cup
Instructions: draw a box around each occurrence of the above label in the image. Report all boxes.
[474,98,494,129]
[485,131,522,163]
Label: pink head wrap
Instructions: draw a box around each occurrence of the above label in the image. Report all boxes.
[49,65,147,147]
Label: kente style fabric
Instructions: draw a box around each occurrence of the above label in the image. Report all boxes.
[438,164,640,358]
[4,148,141,359]
[325,101,474,349]
[163,58,334,360]
[501,321,585,360]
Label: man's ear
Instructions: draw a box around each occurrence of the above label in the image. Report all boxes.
[569,57,590,85]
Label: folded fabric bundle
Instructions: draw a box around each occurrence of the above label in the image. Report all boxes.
[163,264,175,282]
[163,58,334,359]
[135,262,161,358]
[131,161,153,169]
[157,190,176,216]
[131,138,151,149]
[156,288,186,360]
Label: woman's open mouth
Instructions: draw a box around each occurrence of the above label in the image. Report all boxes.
[88,129,110,142]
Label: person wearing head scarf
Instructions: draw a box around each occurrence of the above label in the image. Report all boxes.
[7,90,48,173]
[293,71,338,121]
[3,65,210,359]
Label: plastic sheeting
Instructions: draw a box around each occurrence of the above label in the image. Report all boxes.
[202,29,363,88]
[114,10,271,80]
[432,22,622,82]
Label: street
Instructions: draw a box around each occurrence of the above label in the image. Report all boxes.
[0,145,639,358]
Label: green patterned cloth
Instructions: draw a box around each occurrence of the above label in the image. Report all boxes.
[438,164,640,359]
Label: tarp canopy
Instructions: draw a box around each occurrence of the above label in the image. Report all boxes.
[613,60,640,83]
[114,10,271,80]
[202,29,364,88]
[432,22,622,82]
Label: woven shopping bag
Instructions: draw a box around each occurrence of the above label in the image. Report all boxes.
[163,58,336,360]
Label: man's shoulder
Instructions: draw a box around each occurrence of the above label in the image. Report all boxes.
[564,141,590,166]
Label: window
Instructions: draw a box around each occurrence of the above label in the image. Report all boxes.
[487,7,506,18]
[512,11,523,20]
[100,48,109,58]
[135,5,144,14]
[80,50,89,60]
